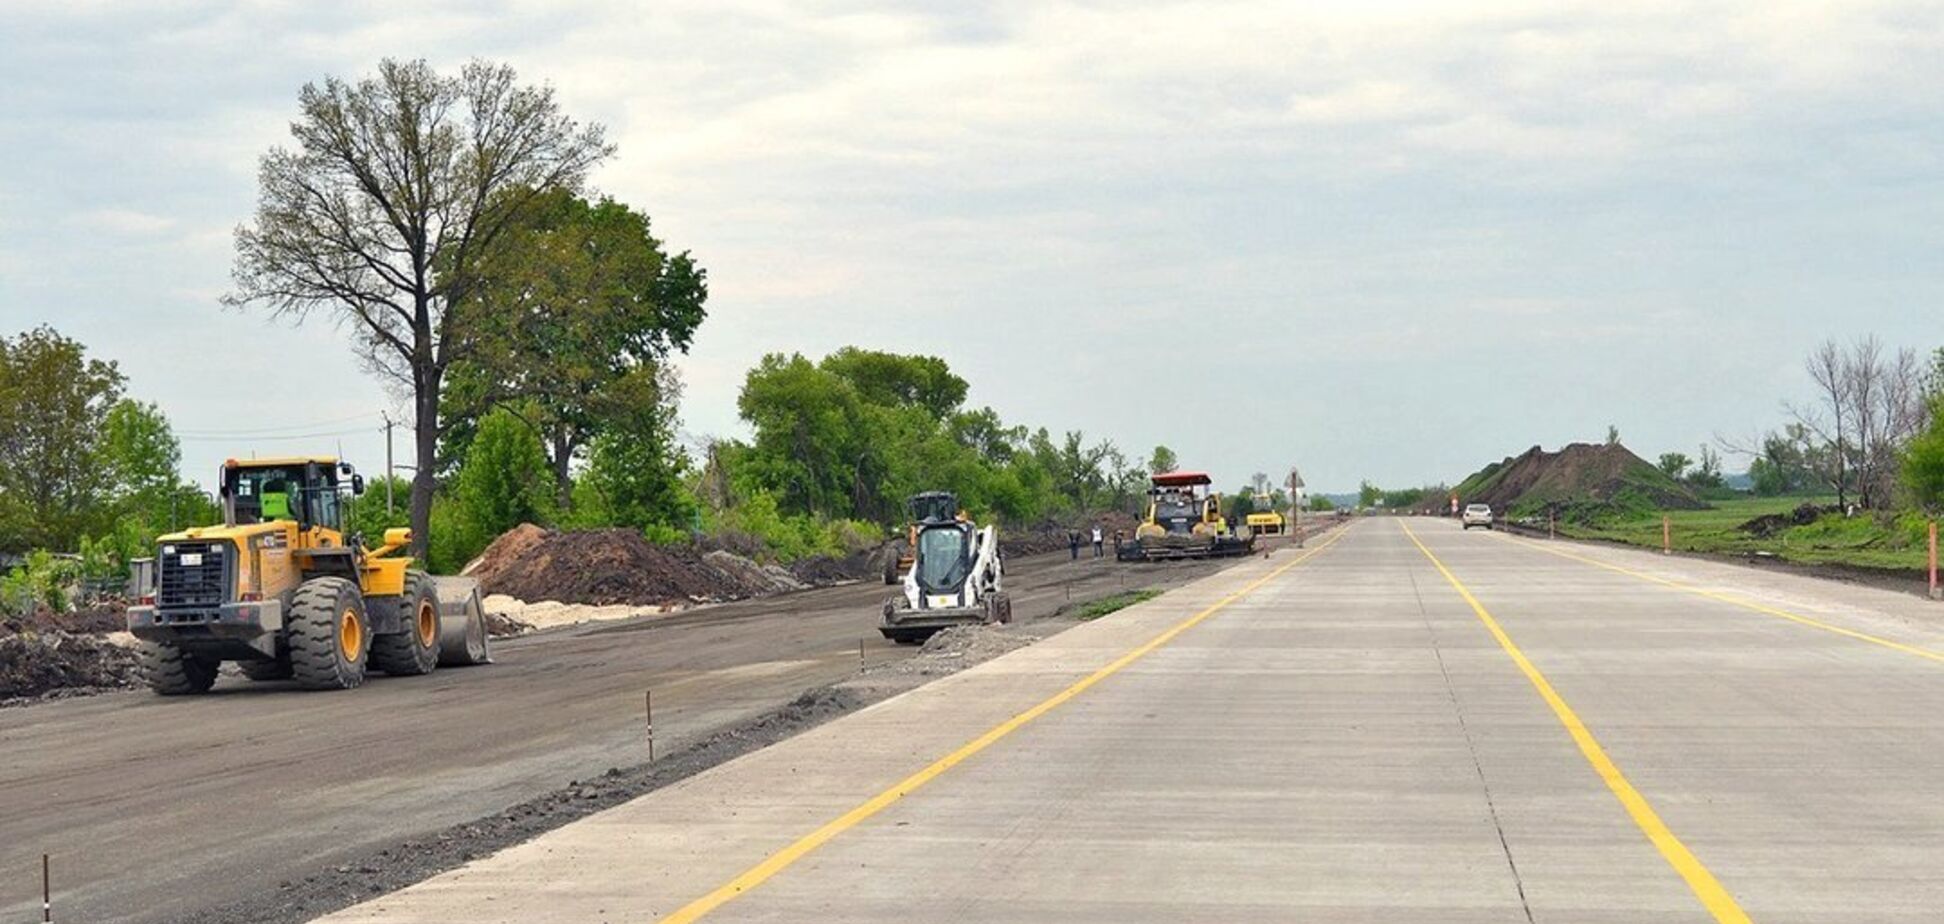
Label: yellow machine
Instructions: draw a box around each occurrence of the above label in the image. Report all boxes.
[1245,492,1287,536]
[1132,471,1254,559]
[127,456,485,694]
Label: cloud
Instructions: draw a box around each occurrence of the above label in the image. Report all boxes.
[71,208,178,235]
[2,0,1942,491]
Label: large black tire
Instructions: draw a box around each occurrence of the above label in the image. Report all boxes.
[236,659,294,682]
[288,577,370,690]
[988,592,1013,625]
[141,641,219,695]
[370,571,440,677]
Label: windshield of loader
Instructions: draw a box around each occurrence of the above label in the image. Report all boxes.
[915,525,971,594]
[229,465,342,531]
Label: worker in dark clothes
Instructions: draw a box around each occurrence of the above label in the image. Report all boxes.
[1068,528,1081,560]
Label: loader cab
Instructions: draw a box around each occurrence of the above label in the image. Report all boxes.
[221,457,365,534]
[913,522,973,595]
[908,491,961,526]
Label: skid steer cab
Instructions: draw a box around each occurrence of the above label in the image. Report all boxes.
[880,505,1009,646]
[126,456,489,695]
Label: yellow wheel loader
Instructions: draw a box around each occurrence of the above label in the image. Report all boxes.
[126,456,490,694]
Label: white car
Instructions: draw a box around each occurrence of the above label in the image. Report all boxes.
[1461,504,1493,529]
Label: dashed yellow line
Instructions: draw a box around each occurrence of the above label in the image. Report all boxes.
[659,528,1349,922]
[1495,530,1944,665]
[1402,521,1752,924]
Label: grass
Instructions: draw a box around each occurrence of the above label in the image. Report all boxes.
[1557,495,1937,572]
[1072,588,1163,620]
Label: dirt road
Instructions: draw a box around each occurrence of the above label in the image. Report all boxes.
[0,545,1266,923]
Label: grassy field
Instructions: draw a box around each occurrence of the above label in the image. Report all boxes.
[1559,495,1936,572]
[1071,588,1163,620]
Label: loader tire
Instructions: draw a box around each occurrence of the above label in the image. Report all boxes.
[288,577,370,690]
[370,571,440,677]
[141,641,219,695]
[989,592,1013,625]
[237,659,294,682]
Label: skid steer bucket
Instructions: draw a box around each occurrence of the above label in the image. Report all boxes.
[430,577,493,666]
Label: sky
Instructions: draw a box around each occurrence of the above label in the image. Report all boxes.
[2,0,1940,495]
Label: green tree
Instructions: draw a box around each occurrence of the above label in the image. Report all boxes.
[1357,480,1380,508]
[819,348,967,420]
[228,58,613,557]
[0,326,126,552]
[1657,452,1692,480]
[448,407,555,565]
[1687,445,1724,489]
[1147,445,1178,475]
[444,187,707,508]
[579,371,695,533]
[1903,397,1944,511]
[735,353,866,518]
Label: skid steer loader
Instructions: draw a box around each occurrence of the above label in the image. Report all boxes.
[879,504,1008,645]
[125,456,490,694]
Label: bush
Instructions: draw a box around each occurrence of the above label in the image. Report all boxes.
[0,550,80,616]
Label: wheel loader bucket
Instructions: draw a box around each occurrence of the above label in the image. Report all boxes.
[430,577,493,666]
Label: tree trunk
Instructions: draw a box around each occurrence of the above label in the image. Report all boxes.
[551,429,574,512]
[410,383,440,561]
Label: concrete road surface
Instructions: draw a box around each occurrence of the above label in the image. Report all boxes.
[0,548,1246,924]
[322,517,1944,923]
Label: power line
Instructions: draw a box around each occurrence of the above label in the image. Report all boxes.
[175,411,385,437]
[179,427,378,442]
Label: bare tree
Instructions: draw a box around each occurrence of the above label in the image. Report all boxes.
[227,59,612,555]
[1784,337,1929,509]
[1791,339,1853,508]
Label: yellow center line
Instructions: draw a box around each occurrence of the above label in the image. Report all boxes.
[1400,521,1752,924]
[659,527,1351,923]
[1493,530,1944,665]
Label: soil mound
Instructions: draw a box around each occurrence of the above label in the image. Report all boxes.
[464,523,550,578]
[1455,443,1704,515]
[0,631,143,702]
[1003,511,1141,557]
[702,550,805,595]
[1739,502,1840,539]
[475,528,746,606]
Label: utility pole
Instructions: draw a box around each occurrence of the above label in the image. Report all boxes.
[381,412,396,515]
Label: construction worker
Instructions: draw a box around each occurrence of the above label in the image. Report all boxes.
[1068,528,1081,561]
[1091,524,1104,558]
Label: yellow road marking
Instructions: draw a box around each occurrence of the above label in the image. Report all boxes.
[660,528,1349,922]
[1496,530,1944,665]
[1402,522,1751,924]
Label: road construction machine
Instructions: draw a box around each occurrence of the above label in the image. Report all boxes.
[126,456,490,694]
[882,491,965,584]
[880,500,1008,644]
[1245,491,1287,536]
[1133,471,1256,560]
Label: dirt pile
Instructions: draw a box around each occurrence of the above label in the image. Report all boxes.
[463,523,550,579]
[1739,503,1841,539]
[702,550,805,595]
[1455,443,1704,516]
[1002,511,1142,557]
[472,528,752,607]
[1,631,143,702]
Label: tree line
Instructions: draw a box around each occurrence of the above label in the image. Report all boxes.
[1727,336,1944,510]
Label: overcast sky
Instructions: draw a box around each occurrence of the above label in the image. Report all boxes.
[2,1,1940,495]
